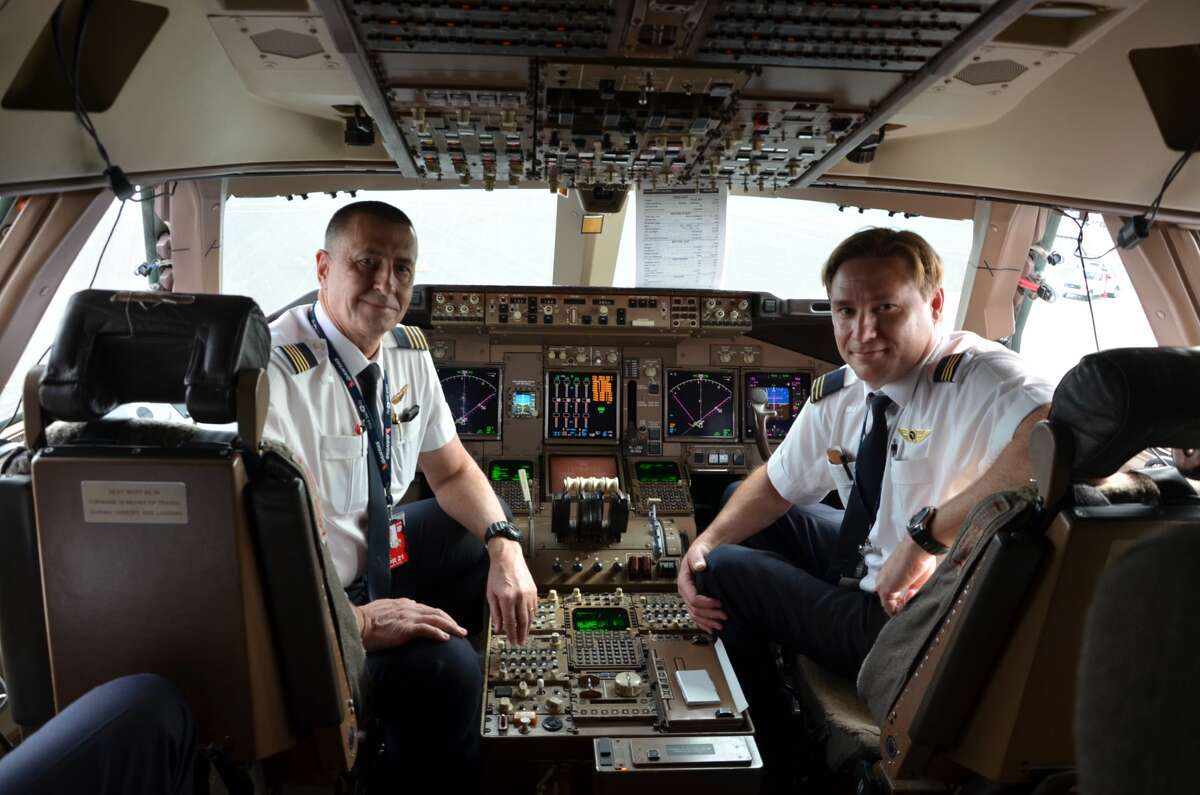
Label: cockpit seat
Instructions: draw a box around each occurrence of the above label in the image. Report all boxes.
[0,289,364,785]
[841,346,1200,793]
[792,655,879,775]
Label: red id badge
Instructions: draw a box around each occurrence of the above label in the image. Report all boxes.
[388,511,409,569]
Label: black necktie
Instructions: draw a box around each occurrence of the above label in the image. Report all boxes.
[358,363,391,602]
[828,391,894,583]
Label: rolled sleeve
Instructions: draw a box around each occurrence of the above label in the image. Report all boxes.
[971,355,1054,461]
[765,401,834,506]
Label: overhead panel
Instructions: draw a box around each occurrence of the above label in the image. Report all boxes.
[336,1,1006,191]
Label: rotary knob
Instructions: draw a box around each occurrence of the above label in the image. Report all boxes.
[517,681,530,698]
[614,671,643,698]
[606,351,618,364]
[546,695,566,714]
[497,697,512,714]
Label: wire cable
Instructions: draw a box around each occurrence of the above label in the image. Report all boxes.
[1145,130,1200,225]
[1060,211,1102,351]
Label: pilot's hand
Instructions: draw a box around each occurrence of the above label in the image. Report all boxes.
[486,538,538,646]
[875,536,937,617]
[355,597,467,652]
[677,537,728,633]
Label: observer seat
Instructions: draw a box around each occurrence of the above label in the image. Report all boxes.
[0,289,366,786]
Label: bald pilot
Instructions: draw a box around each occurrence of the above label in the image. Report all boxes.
[263,201,536,791]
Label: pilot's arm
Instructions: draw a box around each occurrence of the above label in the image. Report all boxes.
[874,403,1050,616]
[418,436,538,644]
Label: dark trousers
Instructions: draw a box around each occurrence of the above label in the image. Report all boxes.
[0,674,196,795]
[347,496,493,793]
[695,482,888,769]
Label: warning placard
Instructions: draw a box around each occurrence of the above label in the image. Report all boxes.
[81,481,188,524]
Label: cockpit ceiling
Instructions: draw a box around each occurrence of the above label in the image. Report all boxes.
[0,0,1197,218]
[331,0,1021,191]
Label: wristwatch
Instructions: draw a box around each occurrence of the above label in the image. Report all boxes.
[484,520,523,544]
[907,506,949,555]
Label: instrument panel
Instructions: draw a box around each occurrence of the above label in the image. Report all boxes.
[664,370,737,440]
[436,365,502,438]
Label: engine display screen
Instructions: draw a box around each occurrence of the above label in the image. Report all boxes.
[635,460,682,484]
[546,371,618,440]
[489,460,534,482]
[665,370,736,439]
[436,365,502,438]
[572,607,630,632]
[743,371,812,440]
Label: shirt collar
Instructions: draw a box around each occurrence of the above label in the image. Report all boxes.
[314,299,377,375]
[873,332,948,410]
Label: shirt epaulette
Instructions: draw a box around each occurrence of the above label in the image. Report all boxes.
[810,366,847,403]
[392,324,429,351]
[273,342,319,375]
[932,351,969,383]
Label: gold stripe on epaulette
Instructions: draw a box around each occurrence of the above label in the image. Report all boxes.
[276,343,316,375]
[397,324,428,351]
[933,352,965,383]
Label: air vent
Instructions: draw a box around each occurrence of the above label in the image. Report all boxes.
[250,29,324,59]
[955,59,1028,86]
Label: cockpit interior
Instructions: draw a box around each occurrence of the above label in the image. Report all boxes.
[1,1,1199,793]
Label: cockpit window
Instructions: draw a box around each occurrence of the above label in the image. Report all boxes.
[222,190,559,314]
[613,194,974,321]
[1015,211,1157,384]
[0,198,148,437]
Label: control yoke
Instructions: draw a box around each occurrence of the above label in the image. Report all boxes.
[749,387,776,462]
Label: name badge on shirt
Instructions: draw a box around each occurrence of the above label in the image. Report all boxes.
[389,511,409,569]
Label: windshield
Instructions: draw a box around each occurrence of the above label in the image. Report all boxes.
[230,189,975,326]
[223,190,559,314]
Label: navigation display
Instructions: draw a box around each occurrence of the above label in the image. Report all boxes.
[665,370,736,439]
[546,371,618,440]
[635,461,681,484]
[436,365,502,438]
[743,371,813,440]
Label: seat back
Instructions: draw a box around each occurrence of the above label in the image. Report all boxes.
[864,347,1200,787]
[8,289,360,778]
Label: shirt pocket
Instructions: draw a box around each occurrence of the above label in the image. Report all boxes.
[828,461,854,504]
[320,434,367,514]
[889,455,934,486]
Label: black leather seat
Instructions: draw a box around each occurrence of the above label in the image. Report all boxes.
[0,289,365,785]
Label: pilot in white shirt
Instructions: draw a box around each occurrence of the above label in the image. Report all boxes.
[675,228,1052,780]
[261,201,535,792]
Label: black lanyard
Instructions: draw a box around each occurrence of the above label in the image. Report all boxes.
[307,305,393,505]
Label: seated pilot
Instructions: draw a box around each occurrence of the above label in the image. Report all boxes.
[262,201,536,791]
[676,228,1053,782]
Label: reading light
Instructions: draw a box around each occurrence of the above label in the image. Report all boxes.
[581,214,604,234]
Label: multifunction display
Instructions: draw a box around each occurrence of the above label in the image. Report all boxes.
[665,370,736,439]
[489,460,535,482]
[572,607,631,632]
[743,371,812,440]
[635,461,682,484]
[546,371,618,440]
[436,365,502,438]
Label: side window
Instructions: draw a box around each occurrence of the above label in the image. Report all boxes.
[1014,211,1157,384]
[0,199,149,439]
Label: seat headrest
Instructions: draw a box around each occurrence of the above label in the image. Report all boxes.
[39,290,269,424]
[1049,346,1200,479]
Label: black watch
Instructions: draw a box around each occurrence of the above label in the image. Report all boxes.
[907,506,949,555]
[484,520,523,545]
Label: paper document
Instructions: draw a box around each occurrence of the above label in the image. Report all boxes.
[636,186,727,288]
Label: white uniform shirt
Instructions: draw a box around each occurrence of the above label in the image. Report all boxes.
[766,330,1053,593]
[263,302,457,586]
